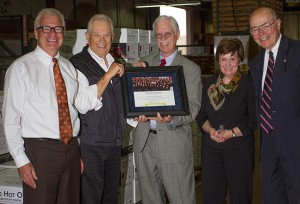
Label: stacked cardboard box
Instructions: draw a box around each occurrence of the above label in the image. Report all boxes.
[113,28,139,63]
[0,161,23,204]
[138,29,150,58]
[0,92,8,157]
[0,92,23,203]
[119,152,141,204]
[72,29,87,56]
[149,30,159,54]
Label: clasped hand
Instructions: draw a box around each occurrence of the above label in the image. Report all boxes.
[209,128,232,143]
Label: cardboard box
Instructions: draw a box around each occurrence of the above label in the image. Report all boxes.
[114,28,139,44]
[118,43,139,63]
[148,30,159,54]
[138,30,149,44]
[149,43,159,54]
[72,29,87,55]
[0,161,23,204]
[0,93,9,157]
[132,153,141,203]
[119,153,134,204]
[148,30,156,43]
[138,43,150,58]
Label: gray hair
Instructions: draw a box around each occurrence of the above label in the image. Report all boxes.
[152,15,179,33]
[34,8,65,29]
[87,14,114,35]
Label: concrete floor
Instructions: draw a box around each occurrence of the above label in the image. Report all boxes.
[196,130,262,204]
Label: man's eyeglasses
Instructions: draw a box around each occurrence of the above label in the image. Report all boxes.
[154,32,175,40]
[250,18,278,36]
[36,26,65,34]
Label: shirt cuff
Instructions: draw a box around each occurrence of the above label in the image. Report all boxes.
[14,153,30,168]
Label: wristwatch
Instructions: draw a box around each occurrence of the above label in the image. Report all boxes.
[231,129,236,137]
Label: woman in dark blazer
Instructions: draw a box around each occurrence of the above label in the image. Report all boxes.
[196,38,257,204]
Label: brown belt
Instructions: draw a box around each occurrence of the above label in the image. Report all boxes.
[24,137,74,143]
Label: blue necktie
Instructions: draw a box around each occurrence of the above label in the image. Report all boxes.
[260,51,274,134]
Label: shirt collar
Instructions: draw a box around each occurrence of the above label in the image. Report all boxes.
[87,47,114,67]
[35,45,60,68]
[266,34,281,60]
[160,51,177,66]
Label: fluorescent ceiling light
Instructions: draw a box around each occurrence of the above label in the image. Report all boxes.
[135,3,166,8]
[170,2,201,6]
[135,1,201,8]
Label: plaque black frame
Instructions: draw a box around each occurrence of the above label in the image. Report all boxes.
[121,66,190,117]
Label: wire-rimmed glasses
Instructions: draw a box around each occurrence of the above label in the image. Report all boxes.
[250,18,278,36]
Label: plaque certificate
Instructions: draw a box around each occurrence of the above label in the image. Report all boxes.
[121,66,189,117]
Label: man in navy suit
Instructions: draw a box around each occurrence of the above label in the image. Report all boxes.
[249,7,300,204]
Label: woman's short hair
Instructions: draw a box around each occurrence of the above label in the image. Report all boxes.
[216,38,244,62]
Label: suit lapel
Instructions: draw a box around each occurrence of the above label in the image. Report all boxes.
[272,36,289,101]
[151,53,160,66]
[171,53,181,66]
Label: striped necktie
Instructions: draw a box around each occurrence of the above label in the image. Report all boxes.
[53,58,73,144]
[260,51,274,134]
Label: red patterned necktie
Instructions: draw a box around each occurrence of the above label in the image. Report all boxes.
[53,58,73,144]
[159,58,166,66]
[260,51,274,134]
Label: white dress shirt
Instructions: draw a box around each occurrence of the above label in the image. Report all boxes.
[261,34,281,91]
[75,47,115,113]
[2,46,100,167]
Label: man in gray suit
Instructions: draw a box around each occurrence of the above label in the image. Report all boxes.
[132,15,202,204]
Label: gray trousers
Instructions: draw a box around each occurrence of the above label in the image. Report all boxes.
[134,132,196,204]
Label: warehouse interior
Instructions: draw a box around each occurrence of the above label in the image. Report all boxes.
[1,0,300,203]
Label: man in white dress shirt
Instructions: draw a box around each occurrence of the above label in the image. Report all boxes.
[2,8,123,204]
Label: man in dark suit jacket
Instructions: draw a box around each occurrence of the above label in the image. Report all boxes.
[132,15,202,204]
[249,7,300,204]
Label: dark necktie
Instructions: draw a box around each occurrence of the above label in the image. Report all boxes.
[159,58,166,66]
[53,58,73,144]
[260,51,274,134]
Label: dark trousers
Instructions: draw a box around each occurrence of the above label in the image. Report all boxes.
[201,142,254,204]
[23,138,81,204]
[80,144,121,204]
[261,131,300,204]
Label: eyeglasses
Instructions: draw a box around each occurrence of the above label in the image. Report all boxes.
[250,19,278,36]
[36,26,65,33]
[154,32,175,40]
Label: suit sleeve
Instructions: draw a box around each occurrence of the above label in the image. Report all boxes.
[170,62,202,129]
[237,76,257,136]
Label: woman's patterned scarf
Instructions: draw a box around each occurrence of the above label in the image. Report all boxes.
[208,69,242,111]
